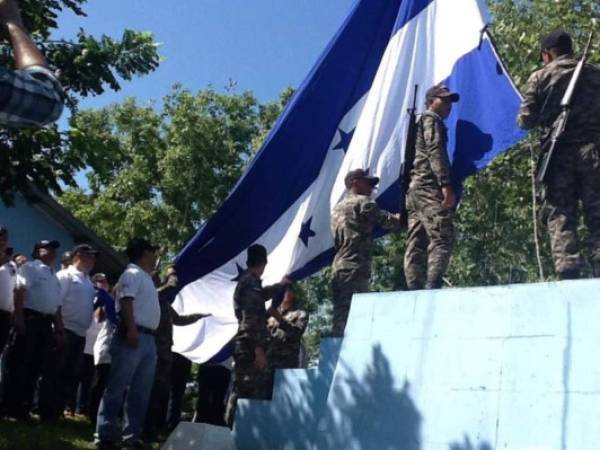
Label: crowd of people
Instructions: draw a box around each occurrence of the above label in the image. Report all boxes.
[0,226,310,448]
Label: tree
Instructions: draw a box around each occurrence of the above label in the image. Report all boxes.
[60,85,292,255]
[0,0,160,204]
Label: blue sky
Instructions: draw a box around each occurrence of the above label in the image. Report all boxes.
[56,0,356,111]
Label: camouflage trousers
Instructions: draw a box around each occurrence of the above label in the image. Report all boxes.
[330,269,369,337]
[541,142,600,274]
[224,342,271,427]
[404,188,454,290]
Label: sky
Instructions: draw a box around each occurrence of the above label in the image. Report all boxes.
[56,0,357,112]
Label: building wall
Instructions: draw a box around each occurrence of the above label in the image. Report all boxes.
[1,194,76,271]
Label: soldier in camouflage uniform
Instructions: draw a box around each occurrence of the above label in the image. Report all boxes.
[144,266,208,439]
[224,244,291,426]
[330,169,402,337]
[267,289,308,370]
[403,84,459,291]
[518,30,600,279]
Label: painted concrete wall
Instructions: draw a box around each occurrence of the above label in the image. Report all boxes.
[0,194,76,270]
[236,279,600,450]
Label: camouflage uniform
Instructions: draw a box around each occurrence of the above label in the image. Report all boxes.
[404,111,454,290]
[517,55,600,275]
[145,274,201,436]
[330,193,401,336]
[225,271,284,426]
[267,310,309,369]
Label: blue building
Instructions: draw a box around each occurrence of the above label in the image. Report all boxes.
[0,185,126,280]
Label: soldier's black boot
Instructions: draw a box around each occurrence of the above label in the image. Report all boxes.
[592,261,600,278]
[558,269,580,280]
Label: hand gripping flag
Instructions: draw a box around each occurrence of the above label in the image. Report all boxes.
[172,0,525,363]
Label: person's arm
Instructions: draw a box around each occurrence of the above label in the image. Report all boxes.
[0,0,47,69]
[169,305,210,326]
[517,70,542,130]
[120,297,139,349]
[361,200,402,230]
[0,1,64,127]
[261,276,293,301]
[12,285,24,334]
[423,116,456,209]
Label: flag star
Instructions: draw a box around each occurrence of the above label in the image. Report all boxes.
[332,127,355,153]
[299,217,317,247]
[231,263,245,282]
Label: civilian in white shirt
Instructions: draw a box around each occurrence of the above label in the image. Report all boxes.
[54,244,98,418]
[3,239,65,420]
[0,225,17,354]
[96,238,161,449]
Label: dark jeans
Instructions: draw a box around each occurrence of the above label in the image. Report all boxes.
[77,353,95,413]
[0,310,11,355]
[194,365,231,426]
[166,352,191,431]
[55,329,85,417]
[145,347,172,436]
[3,309,57,419]
[88,363,110,425]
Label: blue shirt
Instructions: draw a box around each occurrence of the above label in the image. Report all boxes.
[94,287,117,326]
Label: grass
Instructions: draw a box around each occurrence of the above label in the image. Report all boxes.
[0,415,161,450]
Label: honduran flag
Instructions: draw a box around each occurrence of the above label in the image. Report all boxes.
[172,0,525,363]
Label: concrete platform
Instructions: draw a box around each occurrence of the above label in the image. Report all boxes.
[236,279,600,450]
[162,422,235,450]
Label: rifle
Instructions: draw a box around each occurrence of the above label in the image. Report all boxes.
[536,31,594,185]
[399,84,419,227]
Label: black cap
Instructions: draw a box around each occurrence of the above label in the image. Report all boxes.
[126,238,158,261]
[344,168,380,189]
[34,240,60,252]
[73,244,100,256]
[426,84,460,104]
[61,251,73,265]
[247,244,267,267]
[541,30,573,52]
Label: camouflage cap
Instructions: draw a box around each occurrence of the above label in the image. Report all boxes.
[426,84,460,103]
[344,168,380,189]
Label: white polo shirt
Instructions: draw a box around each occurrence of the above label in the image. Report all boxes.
[16,259,61,315]
[57,265,95,337]
[0,261,17,312]
[116,263,160,330]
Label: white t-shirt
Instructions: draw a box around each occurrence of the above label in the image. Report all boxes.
[57,265,95,336]
[116,263,160,330]
[16,259,61,314]
[0,261,17,312]
[84,317,102,355]
[93,319,115,365]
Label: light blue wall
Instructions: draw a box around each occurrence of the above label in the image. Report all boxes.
[0,195,76,270]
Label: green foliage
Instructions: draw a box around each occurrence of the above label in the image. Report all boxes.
[0,0,160,204]
[60,86,291,255]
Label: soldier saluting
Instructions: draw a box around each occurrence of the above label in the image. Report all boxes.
[518,30,600,279]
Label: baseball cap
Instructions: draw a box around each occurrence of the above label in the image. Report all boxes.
[541,30,573,52]
[126,238,158,261]
[91,272,107,283]
[344,168,380,189]
[426,84,460,104]
[34,240,60,252]
[72,244,100,256]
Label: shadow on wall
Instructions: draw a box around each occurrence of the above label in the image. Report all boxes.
[236,342,494,450]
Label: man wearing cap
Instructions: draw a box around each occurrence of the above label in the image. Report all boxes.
[518,30,600,279]
[0,226,17,354]
[330,169,402,337]
[53,244,99,418]
[3,239,65,419]
[224,244,292,426]
[95,238,161,449]
[403,84,459,291]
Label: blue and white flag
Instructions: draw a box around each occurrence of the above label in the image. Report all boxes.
[172,0,525,363]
